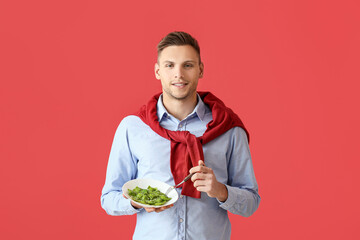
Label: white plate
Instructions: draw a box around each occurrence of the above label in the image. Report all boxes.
[122,178,179,208]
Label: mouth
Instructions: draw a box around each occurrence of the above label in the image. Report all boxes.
[172,82,188,88]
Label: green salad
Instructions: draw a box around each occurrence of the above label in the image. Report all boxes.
[128,186,172,206]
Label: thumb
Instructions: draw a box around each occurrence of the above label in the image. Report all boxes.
[198,160,205,166]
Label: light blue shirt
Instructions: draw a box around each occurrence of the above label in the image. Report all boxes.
[101,94,260,240]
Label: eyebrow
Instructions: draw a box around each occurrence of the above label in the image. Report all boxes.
[162,60,197,64]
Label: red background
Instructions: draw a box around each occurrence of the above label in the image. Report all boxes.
[1,0,359,239]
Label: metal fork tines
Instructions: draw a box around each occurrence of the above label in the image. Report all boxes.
[165,172,195,196]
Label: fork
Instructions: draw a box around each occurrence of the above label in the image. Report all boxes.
[165,172,195,196]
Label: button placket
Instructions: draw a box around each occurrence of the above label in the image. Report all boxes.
[178,191,186,240]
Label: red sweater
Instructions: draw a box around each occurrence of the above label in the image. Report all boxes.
[136,92,249,198]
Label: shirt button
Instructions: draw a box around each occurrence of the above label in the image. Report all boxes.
[179,218,183,223]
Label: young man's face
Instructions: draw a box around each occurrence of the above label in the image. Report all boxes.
[155,45,204,102]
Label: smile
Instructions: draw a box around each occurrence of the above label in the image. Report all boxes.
[172,82,188,86]
[172,83,188,89]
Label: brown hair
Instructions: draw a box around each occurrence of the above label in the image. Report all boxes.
[157,31,201,63]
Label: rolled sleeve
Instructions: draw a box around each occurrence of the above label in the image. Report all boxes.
[217,184,236,209]
[218,184,260,217]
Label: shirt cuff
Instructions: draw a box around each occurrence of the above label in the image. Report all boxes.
[127,199,142,213]
[217,184,236,210]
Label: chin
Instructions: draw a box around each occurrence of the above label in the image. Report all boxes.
[171,94,188,100]
[174,92,197,101]
[164,88,196,101]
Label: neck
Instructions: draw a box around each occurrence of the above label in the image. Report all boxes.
[162,93,198,121]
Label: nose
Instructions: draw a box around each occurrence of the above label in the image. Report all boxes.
[174,66,184,79]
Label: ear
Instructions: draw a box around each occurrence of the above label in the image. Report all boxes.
[199,62,204,78]
[154,62,161,80]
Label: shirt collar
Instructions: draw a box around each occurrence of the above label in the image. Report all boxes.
[156,93,207,122]
[156,95,169,122]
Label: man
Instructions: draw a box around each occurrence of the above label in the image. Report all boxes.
[101,31,260,240]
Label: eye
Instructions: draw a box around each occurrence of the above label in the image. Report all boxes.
[165,63,173,68]
[184,63,193,68]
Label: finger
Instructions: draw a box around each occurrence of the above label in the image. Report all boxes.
[201,165,213,174]
[189,165,206,174]
[165,204,174,210]
[189,160,206,174]
[191,165,213,175]
[161,204,173,210]
[144,207,156,213]
[195,186,208,192]
[191,172,206,182]
[193,179,206,188]
[130,201,144,209]
[189,165,200,174]
[155,207,166,213]
[155,204,174,212]
[155,206,167,213]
